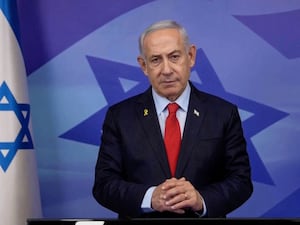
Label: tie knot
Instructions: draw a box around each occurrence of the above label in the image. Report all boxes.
[167,103,179,114]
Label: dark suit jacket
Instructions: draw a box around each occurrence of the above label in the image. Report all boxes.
[93,82,253,218]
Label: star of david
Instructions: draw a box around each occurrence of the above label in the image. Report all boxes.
[59,48,288,186]
[0,81,34,172]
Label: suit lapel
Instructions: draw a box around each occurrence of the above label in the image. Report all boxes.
[135,88,170,176]
[176,85,207,176]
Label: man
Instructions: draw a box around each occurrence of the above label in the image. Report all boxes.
[93,20,253,218]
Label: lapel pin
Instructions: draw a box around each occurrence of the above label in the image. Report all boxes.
[193,109,199,117]
[144,109,149,116]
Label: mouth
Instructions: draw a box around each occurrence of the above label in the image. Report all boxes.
[161,81,177,89]
[162,80,177,85]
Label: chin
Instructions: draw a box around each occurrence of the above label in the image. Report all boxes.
[165,92,180,101]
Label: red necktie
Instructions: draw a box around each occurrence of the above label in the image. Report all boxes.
[164,103,181,177]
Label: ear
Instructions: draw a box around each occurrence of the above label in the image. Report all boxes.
[188,45,197,67]
[137,56,148,75]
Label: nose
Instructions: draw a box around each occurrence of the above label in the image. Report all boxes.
[161,58,172,75]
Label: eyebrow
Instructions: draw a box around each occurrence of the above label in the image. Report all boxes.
[168,50,181,55]
[150,50,182,58]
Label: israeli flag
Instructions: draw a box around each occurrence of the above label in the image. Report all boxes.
[0,0,42,224]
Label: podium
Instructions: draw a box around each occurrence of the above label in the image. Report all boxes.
[27,218,300,225]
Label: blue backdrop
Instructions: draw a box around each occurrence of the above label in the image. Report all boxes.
[17,0,300,218]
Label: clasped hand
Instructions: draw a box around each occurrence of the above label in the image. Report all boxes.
[151,177,203,214]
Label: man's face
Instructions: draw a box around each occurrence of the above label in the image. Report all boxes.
[138,28,196,101]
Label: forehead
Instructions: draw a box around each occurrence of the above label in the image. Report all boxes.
[143,28,184,55]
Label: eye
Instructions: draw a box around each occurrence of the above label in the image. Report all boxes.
[169,54,180,62]
[150,57,161,66]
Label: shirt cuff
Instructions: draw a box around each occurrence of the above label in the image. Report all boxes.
[141,186,156,213]
[195,196,207,217]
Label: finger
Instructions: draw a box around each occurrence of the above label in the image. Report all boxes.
[172,190,202,212]
[162,179,193,200]
[165,192,187,206]
[169,208,186,214]
[161,181,175,191]
[169,193,193,211]
[163,178,189,191]
[170,200,191,211]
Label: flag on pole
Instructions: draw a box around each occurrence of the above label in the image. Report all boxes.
[0,0,42,225]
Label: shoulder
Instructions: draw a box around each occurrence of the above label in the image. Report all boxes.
[190,83,236,110]
[107,87,152,113]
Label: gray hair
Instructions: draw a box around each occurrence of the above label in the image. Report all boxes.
[138,20,191,57]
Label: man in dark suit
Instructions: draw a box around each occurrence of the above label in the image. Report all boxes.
[93,20,253,219]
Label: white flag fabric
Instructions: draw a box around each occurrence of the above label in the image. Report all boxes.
[0,1,42,225]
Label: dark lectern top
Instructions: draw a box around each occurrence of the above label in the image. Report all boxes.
[27,218,300,225]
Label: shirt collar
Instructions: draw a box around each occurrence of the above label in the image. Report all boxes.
[152,82,191,115]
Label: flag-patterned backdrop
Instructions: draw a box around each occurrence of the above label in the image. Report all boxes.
[16,0,300,218]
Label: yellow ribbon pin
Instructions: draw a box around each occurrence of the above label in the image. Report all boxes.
[144,109,149,116]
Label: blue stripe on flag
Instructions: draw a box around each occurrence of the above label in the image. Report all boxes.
[0,0,21,44]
